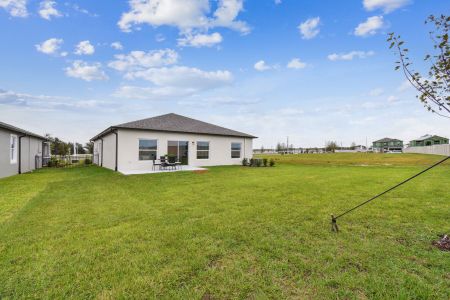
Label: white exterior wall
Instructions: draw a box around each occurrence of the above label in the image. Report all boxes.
[0,128,44,179]
[20,136,43,173]
[102,133,117,170]
[0,128,18,178]
[95,129,253,172]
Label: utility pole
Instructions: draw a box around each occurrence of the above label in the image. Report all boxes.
[365,136,368,153]
[286,136,289,154]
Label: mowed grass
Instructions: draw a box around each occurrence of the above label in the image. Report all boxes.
[0,154,449,299]
[255,152,447,166]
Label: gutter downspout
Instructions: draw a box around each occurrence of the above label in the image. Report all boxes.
[100,138,104,167]
[18,135,26,174]
[113,130,118,171]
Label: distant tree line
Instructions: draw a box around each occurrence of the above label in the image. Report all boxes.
[45,134,93,155]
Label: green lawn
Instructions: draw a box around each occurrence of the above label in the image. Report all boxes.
[0,153,449,299]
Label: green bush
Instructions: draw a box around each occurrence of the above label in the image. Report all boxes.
[263,158,268,167]
[167,154,177,163]
[249,158,254,167]
[256,159,262,167]
[269,159,275,167]
[84,158,92,165]
[48,157,59,168]
[242,158,248,166]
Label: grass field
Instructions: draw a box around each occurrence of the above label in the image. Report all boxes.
[0,153,449,299]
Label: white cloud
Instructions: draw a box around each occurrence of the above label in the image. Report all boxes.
[298,17,320,40]
[328,50,375,61]
[110,48,232,97]
[156,34,166,42]
[38,0,61,20]
[287,58,306,69]
[35,38,63,55]
[126,66,233,89]
[177,32,223,47]
[0,0,27,17]
[363,0,411,13]
[114,85,197,99]
[387,95,399,102]
[108,49,178,72]
[65,61,108,81]
[349,116,377,125]
[74,40,95,55]
[111,42,123,50]
[254,60,273,71]
[178,95,261,107]
[113,66,232,100]
[277,108,304,116]
[118,0,249,35]
[210,0,250,34]
[369,88,384,96]
[0,88,111,111]
[274,0,282,4]
[397,80,411,92]
[71,4,98,17]
[354,16,384,37]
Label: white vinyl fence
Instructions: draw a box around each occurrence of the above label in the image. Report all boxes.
[404,144,450,156]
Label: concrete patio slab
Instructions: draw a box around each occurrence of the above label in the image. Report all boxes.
[120,166,207,175]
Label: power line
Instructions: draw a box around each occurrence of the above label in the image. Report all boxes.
[331,155,450,232]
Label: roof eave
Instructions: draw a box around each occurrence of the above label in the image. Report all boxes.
[114,126,257,139]
[0,122,48,140]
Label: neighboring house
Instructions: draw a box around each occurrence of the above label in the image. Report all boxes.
[335,145,367,153]
[372,138,403,152]
[409,134,449,147]
[90,113,256,173]
[0,121,49,179]
[353,145,367,152]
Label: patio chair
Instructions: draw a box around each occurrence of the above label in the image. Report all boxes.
[167,156,179,170]
[160,156,176,170]
[152,159,161,171]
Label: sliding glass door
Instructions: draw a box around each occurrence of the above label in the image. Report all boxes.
[167,141,189,165]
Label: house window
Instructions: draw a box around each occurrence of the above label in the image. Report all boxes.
[139,139,157,160]
[197,141,209,159]
[231,143,241,158]
[10,134,17,164]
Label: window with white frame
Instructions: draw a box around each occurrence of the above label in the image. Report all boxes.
[231,142,241,158]
[10,134,17,164]
[139,139,157,160]
[197,141,209,159]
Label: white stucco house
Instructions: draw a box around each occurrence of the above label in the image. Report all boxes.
[0,121,49,179]
[90,113,256,173]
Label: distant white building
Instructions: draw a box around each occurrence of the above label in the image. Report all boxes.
[91,113,256,173]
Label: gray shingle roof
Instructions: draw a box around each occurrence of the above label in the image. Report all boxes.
[0,121,47,140]
[91,113,256,140]
[373,137,403,143]
[411,134,447,141]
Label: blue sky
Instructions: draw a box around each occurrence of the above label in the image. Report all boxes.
[0,0,448,148]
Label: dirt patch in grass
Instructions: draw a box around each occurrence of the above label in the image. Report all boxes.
[194,170,209,174]
[432,234,450,251]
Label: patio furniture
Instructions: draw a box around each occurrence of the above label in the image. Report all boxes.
[152,159,161,171]
[160,156,176,170]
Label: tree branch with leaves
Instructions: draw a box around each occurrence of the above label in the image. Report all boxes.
[387,14,450,118]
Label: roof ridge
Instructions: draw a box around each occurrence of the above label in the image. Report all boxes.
[92,113,256,141]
